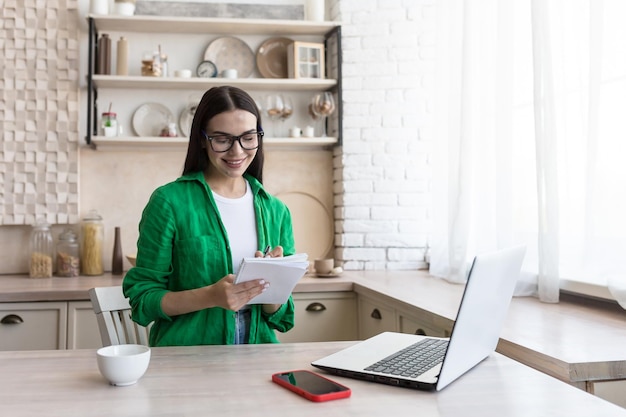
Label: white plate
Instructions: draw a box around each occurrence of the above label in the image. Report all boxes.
[276,191,333,260]
[132,103,175,137]
[256,37,293,78]
[204,36,255,78]
[178,103,198,138]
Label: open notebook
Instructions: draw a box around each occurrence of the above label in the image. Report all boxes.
[312,246,526,391]
[234,253,309,304]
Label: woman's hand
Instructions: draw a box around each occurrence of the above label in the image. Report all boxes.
[160,274,268,316]
[253,246,284,314]
[254,245,283,259]
[210,274,269,311]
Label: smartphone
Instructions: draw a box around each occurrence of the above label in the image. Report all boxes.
[272,370,352,402]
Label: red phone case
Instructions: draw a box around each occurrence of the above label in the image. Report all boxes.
[272,370,351,402]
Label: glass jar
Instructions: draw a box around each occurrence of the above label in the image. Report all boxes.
[56,228,80,277]
[80,210,104,276]
[29,220,54,278]
[101,112,118,137]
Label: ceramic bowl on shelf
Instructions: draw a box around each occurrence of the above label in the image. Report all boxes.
[126,254,136,266]
[96,344,151,386]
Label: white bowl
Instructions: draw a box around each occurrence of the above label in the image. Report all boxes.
[96,344,151,386]
[126,253,136,266]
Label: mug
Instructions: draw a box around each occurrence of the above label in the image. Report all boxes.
[303,125,315,137]
[221,69,238,79]
[314,259,334,274]
[289,127,301,138]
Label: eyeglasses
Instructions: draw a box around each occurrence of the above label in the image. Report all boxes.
[202,131,263,153]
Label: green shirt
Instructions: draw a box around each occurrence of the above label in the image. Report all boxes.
[123,171,296,346]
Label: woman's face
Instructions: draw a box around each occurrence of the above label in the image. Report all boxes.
[204,109,258,180]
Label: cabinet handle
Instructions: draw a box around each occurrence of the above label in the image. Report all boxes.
[414,328,427,336]
[370,308,382,320]
[305,302,327,312]
[1,314,24,325]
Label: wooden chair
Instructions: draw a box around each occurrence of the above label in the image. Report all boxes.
[88,286,150,346]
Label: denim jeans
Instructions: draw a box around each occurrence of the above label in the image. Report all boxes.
[234,308,251,344]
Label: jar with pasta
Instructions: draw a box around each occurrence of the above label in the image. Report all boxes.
[29,220,54,278]
[56,228,80,277]
[80,209,104,276]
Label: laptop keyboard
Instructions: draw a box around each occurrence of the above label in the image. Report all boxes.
[364,338,449,378]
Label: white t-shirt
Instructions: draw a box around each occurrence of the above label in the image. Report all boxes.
[212,181,258,274]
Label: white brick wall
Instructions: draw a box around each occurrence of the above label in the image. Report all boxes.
[330,0,435,270]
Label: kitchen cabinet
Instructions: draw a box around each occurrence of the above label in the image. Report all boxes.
[357,293,453,340]
[357,294,396,339]
[0,302,67,350]
[0,301,102,351]
[85,15,343,151]
[67,301,103,349]
[277,292,357,343]
[397,305,452,337]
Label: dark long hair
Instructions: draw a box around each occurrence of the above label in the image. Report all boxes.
[182,86,264,183]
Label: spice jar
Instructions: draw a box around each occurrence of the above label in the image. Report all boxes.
[80,210,104,276]
[29,220,54,278]
[56,228,80,277]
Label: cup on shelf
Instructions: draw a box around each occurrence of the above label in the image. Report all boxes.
[289,127,301,138]
[303,125,315,137]
[113,0,136,16]
[174,69,192,78]
[221,69,238,79]
[314,258,334,274]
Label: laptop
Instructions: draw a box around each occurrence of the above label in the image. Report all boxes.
[312,246,526,391]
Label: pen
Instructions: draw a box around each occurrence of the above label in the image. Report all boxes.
[263,245,271,257]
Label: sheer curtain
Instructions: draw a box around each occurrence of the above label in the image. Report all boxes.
[430,0,626,305]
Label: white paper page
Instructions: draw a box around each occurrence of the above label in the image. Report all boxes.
[234,254,308,304]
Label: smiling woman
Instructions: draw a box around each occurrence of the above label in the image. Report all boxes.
[122,86,298,346]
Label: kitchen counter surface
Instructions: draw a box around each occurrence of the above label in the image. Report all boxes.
[1,270,625,391]
[2,342,626,417]
[0,272,353,302]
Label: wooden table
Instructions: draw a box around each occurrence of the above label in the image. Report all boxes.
[1,342,625,417]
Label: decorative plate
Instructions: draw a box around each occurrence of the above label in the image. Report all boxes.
[131,103,175,137]
[256,37,293,78]
[275,191,333,261]
[178,103,198,138]
[203,36,255,78]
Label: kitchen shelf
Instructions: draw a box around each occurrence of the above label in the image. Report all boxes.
[90,15,340,36]
[86,15,343,148]
[92,75,337,91]
[90,136,338,151]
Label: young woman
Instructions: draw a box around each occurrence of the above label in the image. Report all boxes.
[123,86,296,346]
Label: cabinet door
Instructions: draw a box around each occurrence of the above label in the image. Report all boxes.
[398,311,450,337]
[0,302,67,350]
[277,292,357,343]
[358,295,396,340]
[67,301,103,349]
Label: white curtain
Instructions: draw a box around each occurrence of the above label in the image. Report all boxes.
[431,0,626,305]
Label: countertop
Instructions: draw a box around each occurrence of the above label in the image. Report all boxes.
[1,270,625,389]
[2,342,626,417]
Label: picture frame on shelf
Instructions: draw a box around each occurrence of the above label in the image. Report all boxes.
[287,41,325,79]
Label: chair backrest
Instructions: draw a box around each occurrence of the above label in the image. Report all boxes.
[88,286,150,346]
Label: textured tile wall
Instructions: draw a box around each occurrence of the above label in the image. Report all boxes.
[0,0,80,225]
